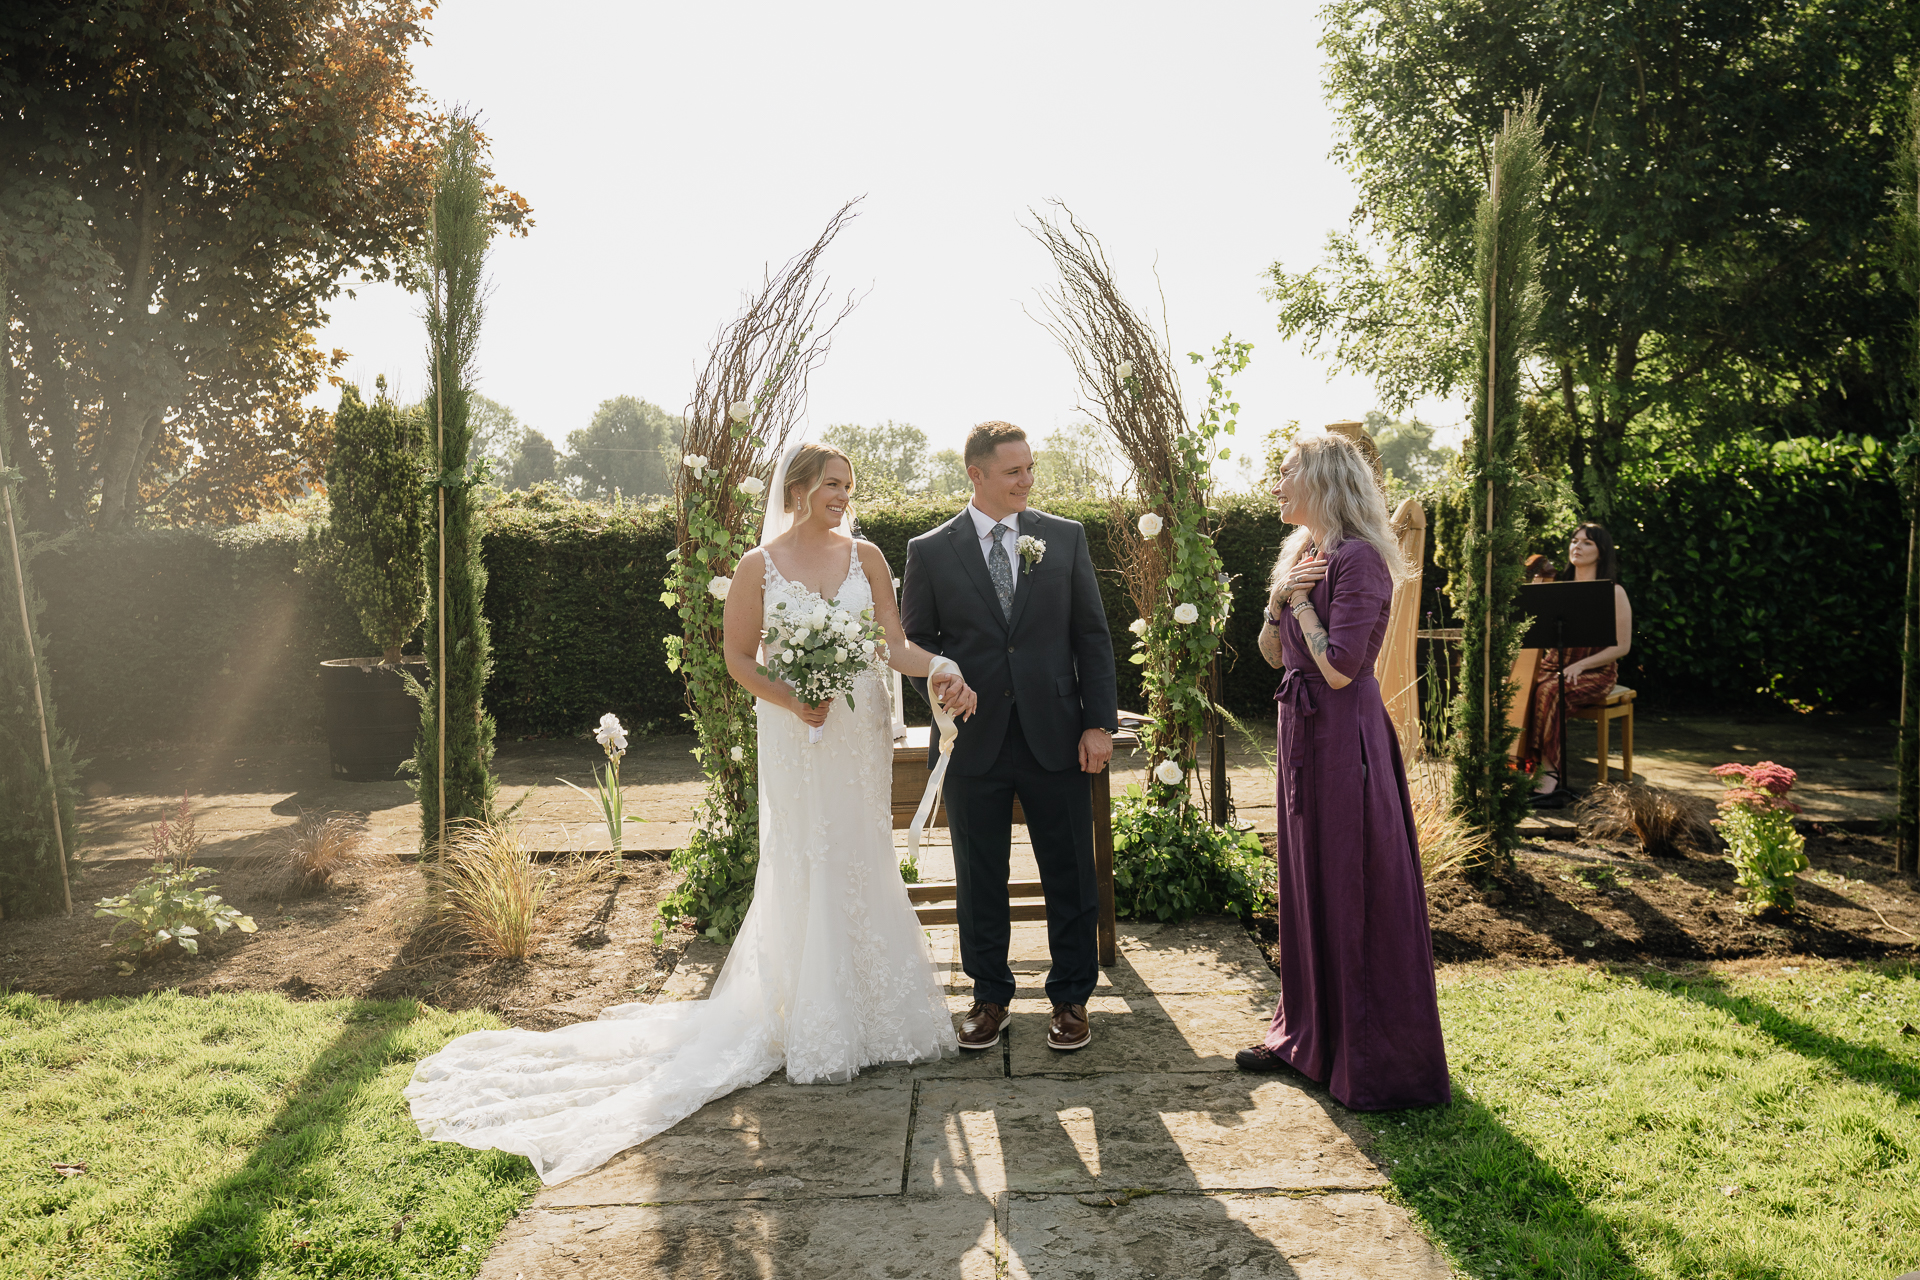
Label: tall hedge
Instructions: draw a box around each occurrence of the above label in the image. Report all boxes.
[31,449,1899,753]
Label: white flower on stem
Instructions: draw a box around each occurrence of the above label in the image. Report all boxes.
[684,453,710,479]
[1016,534,1046,572]
[1137,511,1164,538]
[729,745,744,762]
[1173,602,1200,625]
[1128,617,1149,636]
[739,475,766,496]
[834,646,848,664]
[728,401,752,423]
[594,712,628,756]
[1117,360,1134,381]
[1155,759,1185,786]
[794,628,810,645]
[707,575,732,601]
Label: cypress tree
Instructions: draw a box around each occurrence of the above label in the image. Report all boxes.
[0,233,80,916]
[1451,100,1546,866]
[413,119,497,853]
[1895,81,1920,876]
[324,379,428,663]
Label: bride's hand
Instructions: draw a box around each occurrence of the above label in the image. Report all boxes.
[790,695,830,728]
[938,679,979,721]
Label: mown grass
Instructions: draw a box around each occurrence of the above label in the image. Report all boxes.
[1372,962,1920,1279]
[0,989,536,1280]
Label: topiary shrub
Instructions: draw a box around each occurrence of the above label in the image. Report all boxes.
[321,380,428,662]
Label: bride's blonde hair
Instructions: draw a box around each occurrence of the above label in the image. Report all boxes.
[1270,431,1409,589]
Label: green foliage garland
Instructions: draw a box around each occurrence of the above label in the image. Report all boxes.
[1451,102,1544,865]
[412,120,499,851]
[320,381,428,661]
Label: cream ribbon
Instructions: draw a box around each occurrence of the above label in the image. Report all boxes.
[908,656,963,866]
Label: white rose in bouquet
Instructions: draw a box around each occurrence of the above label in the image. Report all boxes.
[708,575,732,601]
[1137,511,1164,538]
[834,646,848,663]
[728,401,752,423]
[1173,602,1200,625]
[1154,759,1185,786]
[739,475,766,496]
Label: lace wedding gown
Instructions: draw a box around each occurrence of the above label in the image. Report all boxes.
[405,543,956,1185]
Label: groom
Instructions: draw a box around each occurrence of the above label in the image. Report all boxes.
[902,421,1119,1052]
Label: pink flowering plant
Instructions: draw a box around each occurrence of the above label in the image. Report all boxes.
[1711,761,1807,913]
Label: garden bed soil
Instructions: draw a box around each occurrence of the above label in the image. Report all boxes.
[1256,826,1918,967]
[0,853,691,1030]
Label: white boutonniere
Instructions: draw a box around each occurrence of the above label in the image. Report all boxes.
[1016,534,1046,573]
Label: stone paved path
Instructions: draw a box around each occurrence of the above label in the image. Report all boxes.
[474,918,1452,1279]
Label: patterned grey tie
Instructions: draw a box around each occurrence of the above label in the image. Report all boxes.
[987,522,1015,619]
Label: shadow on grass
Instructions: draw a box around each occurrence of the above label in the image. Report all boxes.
[146,997,536,1279]
[1633,964,1920,1102]
[1372,1090,1652,1280]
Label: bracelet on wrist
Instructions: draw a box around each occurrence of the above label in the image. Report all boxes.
[1290,597,1314,614]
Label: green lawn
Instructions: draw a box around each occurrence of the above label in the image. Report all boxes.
[1375,962,1920,1279]
[0,990,536,1280]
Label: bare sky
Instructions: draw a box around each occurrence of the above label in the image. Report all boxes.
[309,0,1465,483]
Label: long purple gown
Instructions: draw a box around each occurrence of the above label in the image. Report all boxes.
[1262,538,1451,1111]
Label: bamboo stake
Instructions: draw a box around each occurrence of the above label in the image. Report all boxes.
[1482,159,1500,749]
[0,425,71,916]
[1902,501,1915,872]
[432,198,447,867]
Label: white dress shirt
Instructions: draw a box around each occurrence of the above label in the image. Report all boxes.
[965,503,1021,598]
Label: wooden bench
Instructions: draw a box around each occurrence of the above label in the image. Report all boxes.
[891,725,1137,967]
[1569,685,1636,784]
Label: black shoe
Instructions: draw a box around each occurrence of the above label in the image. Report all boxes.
[1235,1044,1293,1073]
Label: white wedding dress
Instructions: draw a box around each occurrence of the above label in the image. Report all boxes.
[405,541,956,1185]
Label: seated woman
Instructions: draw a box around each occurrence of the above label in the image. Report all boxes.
[1525,522,1633,803]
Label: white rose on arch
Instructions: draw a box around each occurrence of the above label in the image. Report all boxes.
[707,575,731,601]
[1137,511,1164,538]
[728,401,752,423]
[1128,617,1148,636]
[1154,759,1185,786]
[729,745,744,762]
[684,453,710,479]
[1117,360,1134,381]
[738,475,766,496]
[1173,602,1200,625]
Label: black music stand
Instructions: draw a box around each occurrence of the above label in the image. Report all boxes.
[1517,581,1616,794]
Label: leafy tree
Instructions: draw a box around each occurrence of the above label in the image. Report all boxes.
[823,421,930,498]
[563,396,681,500]
[0,0,529,531]
[926,448,970,498]
[507,428,560,491]
[1367,411,1456,489]
[1268,0,1920,513]
[323,381,427,663]
[1032,423,1120,500]
[467,395,523,480]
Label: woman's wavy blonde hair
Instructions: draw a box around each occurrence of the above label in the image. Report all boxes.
[1270,430,1410,590]
[783,442,855,523]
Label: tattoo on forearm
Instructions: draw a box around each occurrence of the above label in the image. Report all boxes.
[1304,624,1329,657]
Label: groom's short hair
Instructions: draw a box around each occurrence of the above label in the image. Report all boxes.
[964,421,1028,468]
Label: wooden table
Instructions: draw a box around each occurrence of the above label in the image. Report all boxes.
[891,725,1138,967]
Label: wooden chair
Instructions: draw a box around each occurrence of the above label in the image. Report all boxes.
[891,725,1137,967]
[1569,685,1636,784]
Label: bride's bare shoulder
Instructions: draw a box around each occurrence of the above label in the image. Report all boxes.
[736,546,767,576]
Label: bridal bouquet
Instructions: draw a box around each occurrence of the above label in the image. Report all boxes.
[759,597,886,743]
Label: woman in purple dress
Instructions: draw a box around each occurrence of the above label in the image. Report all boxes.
[1234,432,1451,1111]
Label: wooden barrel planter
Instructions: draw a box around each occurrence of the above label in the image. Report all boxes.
[320,657,426,781]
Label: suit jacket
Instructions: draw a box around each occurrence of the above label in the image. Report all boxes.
[901,507,1119,776]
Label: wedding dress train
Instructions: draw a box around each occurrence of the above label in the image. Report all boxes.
[405,545,956,1185]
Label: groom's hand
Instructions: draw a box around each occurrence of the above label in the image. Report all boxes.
[1078,728,1113,774]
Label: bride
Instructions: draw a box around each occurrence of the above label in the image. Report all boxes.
[405,441,977,1185]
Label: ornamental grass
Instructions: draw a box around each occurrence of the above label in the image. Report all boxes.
[1407,756,1492,883]
[437,821,551,961]
[249,811,391,895]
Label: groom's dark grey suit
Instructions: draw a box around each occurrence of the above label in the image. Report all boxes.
[901,506,1118,1007]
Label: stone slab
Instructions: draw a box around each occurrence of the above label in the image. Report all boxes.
[1008,991,1274,1076]
[1111,918,1279,995]
[480,1196,1000,1280]
[655,937,729,1002]
[536,1073,913,1207]
[909,1074,1382,1197]
[1002,1191,1450,1280]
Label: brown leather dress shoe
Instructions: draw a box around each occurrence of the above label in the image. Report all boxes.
[957,1002,1008,1050]
[1047,1003,1090,1051]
